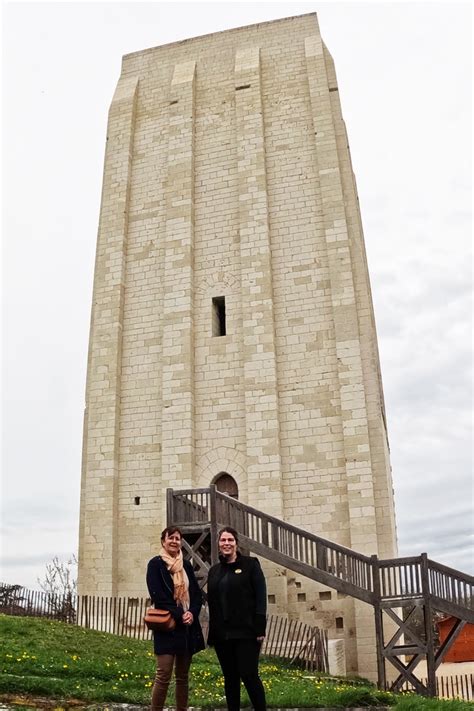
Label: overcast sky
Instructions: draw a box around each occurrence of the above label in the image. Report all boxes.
[1,1,472,590]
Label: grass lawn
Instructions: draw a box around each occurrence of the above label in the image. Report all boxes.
[0,615,471,710]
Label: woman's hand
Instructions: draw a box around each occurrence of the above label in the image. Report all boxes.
[182,611,194,625]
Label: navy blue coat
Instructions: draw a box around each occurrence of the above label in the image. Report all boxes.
[146,556,204,656]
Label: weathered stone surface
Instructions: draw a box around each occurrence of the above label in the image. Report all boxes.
[79,13,398,683]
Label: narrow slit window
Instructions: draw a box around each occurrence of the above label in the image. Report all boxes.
[212,296,226,336]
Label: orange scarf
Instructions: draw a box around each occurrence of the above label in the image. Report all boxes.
[160,548,190,612]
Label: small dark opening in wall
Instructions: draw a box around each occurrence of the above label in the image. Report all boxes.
[169,99,179,105]
[336,616,344,629]
[235,84,251,91]
[319,591,332,600]
[134,496,140,505]
[268,594,276,604]
[297,593,306,602]
[212,296,226,336]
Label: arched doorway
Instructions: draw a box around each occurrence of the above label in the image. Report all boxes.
[213,472,238,499]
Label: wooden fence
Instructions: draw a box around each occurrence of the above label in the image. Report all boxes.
[402,674,474,701]
[261,614,328,671]
[0,583,76,623]
[0,582,328,671]
[436,674,474,701]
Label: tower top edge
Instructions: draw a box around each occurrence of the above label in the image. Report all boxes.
[122,12,319,62]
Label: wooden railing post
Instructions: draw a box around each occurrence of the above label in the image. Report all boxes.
[262,517,269,546]
[166,488,174,526]
[271,521,278,550]
[316,541,326,571]
[83,595,90,629]
[209,485,218,565]
[371,554,386,690]
[421,553,436,697]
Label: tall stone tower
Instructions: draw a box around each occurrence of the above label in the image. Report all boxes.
[79,13,397,678]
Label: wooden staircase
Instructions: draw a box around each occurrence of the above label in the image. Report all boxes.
[167,486,473,696]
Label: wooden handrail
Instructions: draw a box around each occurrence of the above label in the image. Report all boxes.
[428,557,474,580]
[168,488,474,621]
[214,491,373,563]
[378,556,425,566]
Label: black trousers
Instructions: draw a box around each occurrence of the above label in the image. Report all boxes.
[214,639,266,711]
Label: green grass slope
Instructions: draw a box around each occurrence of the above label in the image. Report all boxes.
[0,615,471,709]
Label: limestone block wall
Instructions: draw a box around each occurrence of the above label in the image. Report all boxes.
[79,13,398,680]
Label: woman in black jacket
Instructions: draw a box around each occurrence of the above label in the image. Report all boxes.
[146,526,204,711]
[207,527,267,711]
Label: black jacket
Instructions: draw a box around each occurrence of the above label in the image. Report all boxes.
[207,553,267,645]
[146,555,204,656]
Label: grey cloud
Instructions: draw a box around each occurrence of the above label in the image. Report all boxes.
[396,507,473,560]
[1,499,79,529]
[1,552,74,569]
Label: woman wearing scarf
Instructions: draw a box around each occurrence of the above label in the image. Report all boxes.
[146,526,204,711]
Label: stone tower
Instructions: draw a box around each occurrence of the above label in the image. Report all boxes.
[78,13,397,678]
